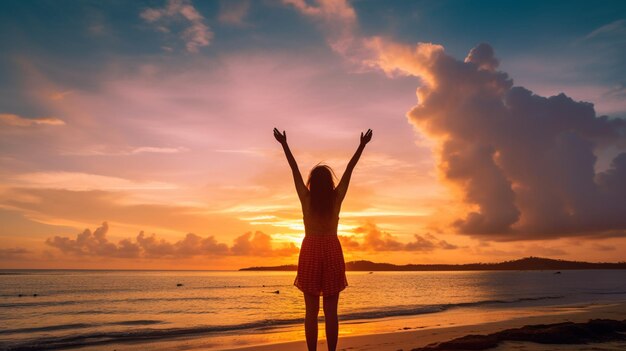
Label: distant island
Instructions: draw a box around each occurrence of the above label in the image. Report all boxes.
[239,256,626,271]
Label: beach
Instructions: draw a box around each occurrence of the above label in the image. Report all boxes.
[2,270,626,351]
[219,301,626,351]
[3,0,626,349]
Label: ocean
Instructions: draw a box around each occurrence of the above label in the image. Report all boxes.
[2,269,626,350]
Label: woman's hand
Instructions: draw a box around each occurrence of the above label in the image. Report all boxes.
[273,128,287,145]
[360,129,373,146]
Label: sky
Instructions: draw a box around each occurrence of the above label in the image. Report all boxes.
[1,0,625,269]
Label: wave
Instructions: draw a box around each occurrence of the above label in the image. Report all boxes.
[1,296,221,309]
[1,295,563,351]
[590,291,626,295]
[342,295,564,320]
[0,284,292,299]
[0,320,162,335]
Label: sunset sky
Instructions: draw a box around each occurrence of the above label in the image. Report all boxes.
[1,0,625,269]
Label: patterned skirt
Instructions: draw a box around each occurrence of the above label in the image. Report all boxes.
[294,235,348,296]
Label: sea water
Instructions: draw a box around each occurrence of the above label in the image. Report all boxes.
[1,269,626,350]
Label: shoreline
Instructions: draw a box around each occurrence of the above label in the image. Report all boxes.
[222,301,626,351]
[95,300,626,351]
[7,269,626,351]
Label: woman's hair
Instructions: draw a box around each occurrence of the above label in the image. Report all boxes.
[306,164,337,217]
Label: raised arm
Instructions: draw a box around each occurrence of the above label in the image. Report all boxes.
[336,129,372,203]
[273,128,308,203]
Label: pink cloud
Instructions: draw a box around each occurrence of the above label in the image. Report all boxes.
[0,113,65,127]
[140,0,212,52]
[218,0,250,26]
[283,0,359,57]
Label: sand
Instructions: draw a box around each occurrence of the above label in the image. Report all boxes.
[221,301,626,351]
[96,301,626,351]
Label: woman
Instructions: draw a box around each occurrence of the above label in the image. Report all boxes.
[273,127,373,351]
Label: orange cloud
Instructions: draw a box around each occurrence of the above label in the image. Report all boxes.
[46,223,141,258]
[338,234,360,250]
[231,231,299,256]
[364,37,444,88]
[378,41,626,239]
[48,90,72,101]
[342,223,458,252]
[0,188,250,236]
[45,222,298,258]
[0,113,65,127]
[136,231,229,258]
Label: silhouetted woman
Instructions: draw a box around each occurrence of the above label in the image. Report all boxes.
[273,127,373,351]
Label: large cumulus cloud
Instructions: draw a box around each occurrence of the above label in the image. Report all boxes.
[46,222,298,258]
[286,0,626,240]
[368,40,626,239]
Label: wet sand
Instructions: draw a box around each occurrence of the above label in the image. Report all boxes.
[221,301,626,351]
[90,301,626,351]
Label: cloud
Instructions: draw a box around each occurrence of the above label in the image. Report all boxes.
[406,233,458,251]
[11,172,178,191]
[592,243,616,251]
[218,0,250,26]
[282,0,359,57]
[604,83,626,99]
[338,234,360,249]
[367,41,626,239]
[213,148,269,157]
[130,146,188,154]
[353,223,405,251]
[289,0,626,240]
[342,223,458,252]
[48,90,72,101]
[363,37,444,86]
[231,231,299,256]
[282,0,355,21]
[136,231,229,258]
[46,222,297,258]
[140,0,212,53]
[46,222,141,258]
[0,113,65,127]
[60,146,188,156]
[464,43,499,71]
[0,188,250,236]
[583,19,626,41]
[522,244,567,257]
[0,247,31,259]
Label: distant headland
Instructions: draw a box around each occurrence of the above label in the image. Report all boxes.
[239,256,626,271]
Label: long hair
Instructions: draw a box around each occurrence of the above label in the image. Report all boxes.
[306,164,337,217]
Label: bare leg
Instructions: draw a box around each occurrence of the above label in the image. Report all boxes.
[304,293,320,351]
[323,294,339,351]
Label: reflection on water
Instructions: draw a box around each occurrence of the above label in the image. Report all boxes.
[1,270,626,350]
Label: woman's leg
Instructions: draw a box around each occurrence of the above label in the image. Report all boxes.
[304,293,320,351]
[322,294,339,351]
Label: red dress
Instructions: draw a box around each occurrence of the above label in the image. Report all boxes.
[293,200,348,296]
[294,234,347,296]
